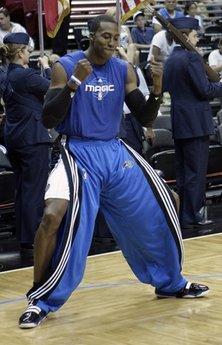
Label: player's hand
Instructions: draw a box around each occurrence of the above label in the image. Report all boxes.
[150,55,163,95]
[116,47,128,61]
[73,59,93,82]
[144,127,156,145]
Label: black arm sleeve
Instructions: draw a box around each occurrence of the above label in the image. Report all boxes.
[42,85,73,129]
[125,89,162,127]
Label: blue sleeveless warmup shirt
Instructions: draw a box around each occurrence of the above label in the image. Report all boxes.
[57,51,127,140]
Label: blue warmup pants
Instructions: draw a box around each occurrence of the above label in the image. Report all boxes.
[27,138,186,313]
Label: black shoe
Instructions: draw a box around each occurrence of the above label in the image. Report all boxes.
[19,306,47,329]
[155,282,209,298]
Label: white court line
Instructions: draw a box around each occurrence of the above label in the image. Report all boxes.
[0,231,222,275]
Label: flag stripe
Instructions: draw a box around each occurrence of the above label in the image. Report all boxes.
[44,0,70,38]
[122,0,130,14]
[121,0,150,23]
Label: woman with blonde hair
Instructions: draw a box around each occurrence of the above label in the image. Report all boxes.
[0,32,51,258]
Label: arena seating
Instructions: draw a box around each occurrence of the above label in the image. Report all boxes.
[68,0,222,41]
[68,0,116,48]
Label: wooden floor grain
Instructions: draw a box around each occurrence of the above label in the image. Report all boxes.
[1,234,222,345]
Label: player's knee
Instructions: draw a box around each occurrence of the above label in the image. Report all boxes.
[41,199,68,237]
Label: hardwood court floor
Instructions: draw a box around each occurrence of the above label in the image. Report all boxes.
[1,234,222,345]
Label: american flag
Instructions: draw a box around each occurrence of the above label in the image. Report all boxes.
[120,0,154,23]
[44,0,70,38]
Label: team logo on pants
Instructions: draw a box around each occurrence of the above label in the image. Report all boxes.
[85,77,114,101]
[81,168,88,180]
[122,160,134,169]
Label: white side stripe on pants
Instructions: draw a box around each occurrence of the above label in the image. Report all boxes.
[122,141,184,266]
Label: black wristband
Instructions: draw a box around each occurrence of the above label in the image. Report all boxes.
[42,85,73,128]
[125,89,161,127]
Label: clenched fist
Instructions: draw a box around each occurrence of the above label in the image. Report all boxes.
[73,59,93,82]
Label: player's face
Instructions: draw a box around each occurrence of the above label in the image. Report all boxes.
[92,22,119,60]
[188,30,199,46]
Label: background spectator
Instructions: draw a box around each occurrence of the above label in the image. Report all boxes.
[196,0,210,18]
[131,11,154,50]
[152,0,184,33]
[0,7,34,48]
[208,38,222,106]
[208,38,222,79]
[147,29,176,63]
[184,1,204,33]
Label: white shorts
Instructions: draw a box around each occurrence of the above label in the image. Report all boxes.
[45,157,70,201]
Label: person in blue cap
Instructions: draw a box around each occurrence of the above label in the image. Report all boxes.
[163,17,222,229]
[0,32,51,257]
[18,15,209,329]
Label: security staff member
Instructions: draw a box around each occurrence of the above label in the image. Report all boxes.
[0,32,51,255]
[163,17,222,229]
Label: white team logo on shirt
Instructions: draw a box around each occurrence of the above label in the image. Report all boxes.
[85,77,114,101]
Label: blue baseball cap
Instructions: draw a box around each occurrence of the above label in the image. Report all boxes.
[3,32,29,45]
[170,17,200,30]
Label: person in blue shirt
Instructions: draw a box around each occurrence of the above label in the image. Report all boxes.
[131,11,154,50]
[153,0,184,33]
[18,15,209,329]
[163,17,222,229]
[0,32,51,257]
